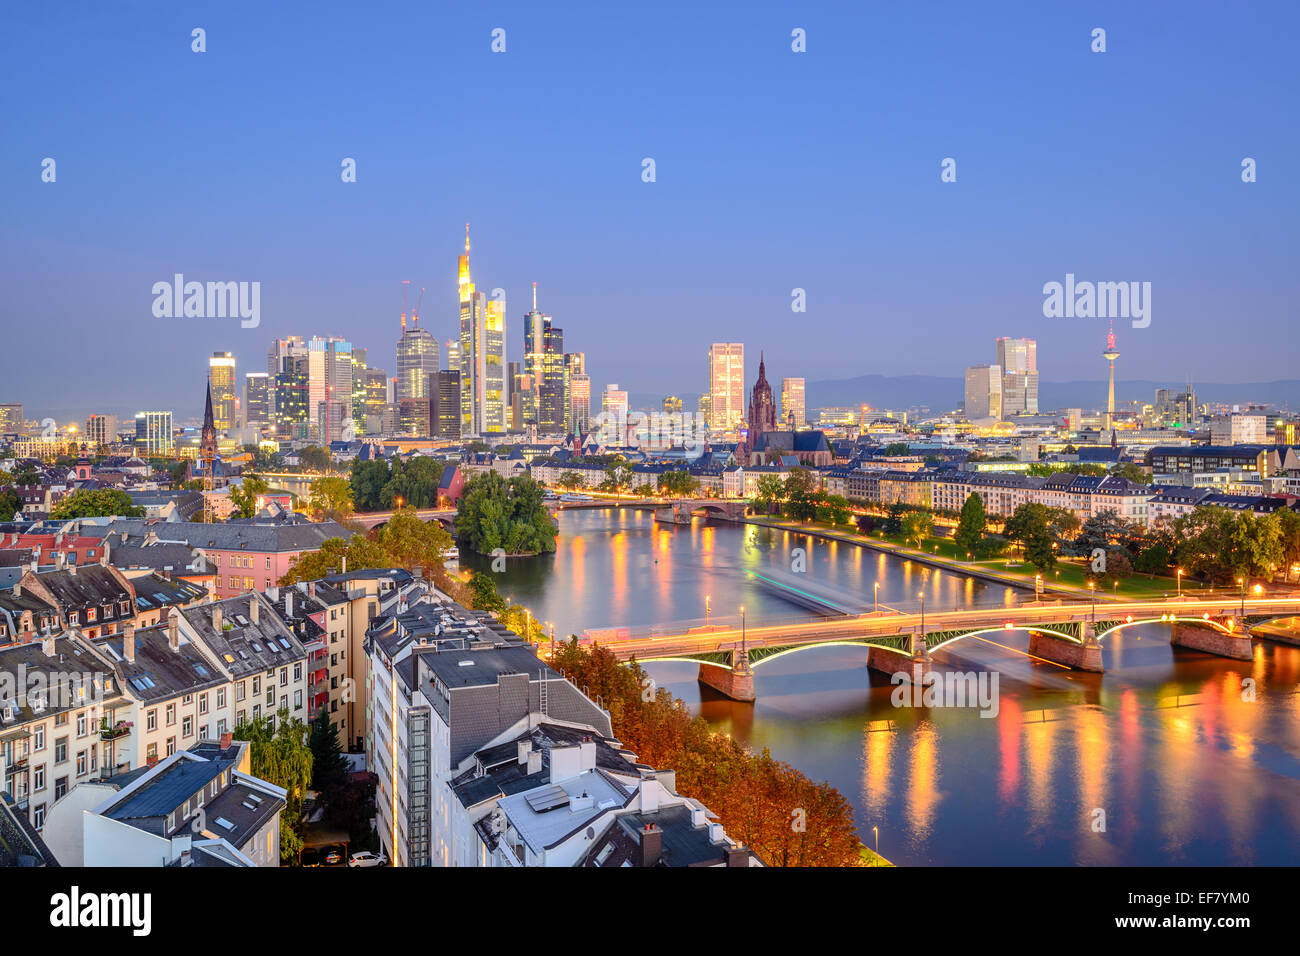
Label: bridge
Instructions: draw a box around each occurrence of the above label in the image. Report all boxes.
[592,596,1300,701]
[653,499,747,525]
[352,508,456,531]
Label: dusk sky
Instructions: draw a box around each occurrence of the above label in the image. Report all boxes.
[3,1,1296,421]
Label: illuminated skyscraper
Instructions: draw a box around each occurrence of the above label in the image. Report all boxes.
[457,225,506,435]
[566,352,589,436]
[708,343,744,431]
[780,377,805,429]
[522,284,565,431]
[396,305,439,407]
[243,373,271,430]
[601,384,628,444]
[995,337,1038,415]
[307,337,353,440]
[965,365,1002,421]
[208,352,237,432]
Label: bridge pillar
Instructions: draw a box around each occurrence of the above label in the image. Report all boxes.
[1170,617,1253,661]
[1027,625,1103,672]
[697,648,755,702]
[867,632,931,679]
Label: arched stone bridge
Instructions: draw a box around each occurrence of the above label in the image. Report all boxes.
[654,499,747,525]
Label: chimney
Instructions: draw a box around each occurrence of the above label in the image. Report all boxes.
[55,552,66,570]
[212,605,222,632]
[219,731,232,751]
[249,596,259,624]
[526,750,543,775]
[726,847,748,867]
[99,552,108,567]
[11,583,19,598]
[308,581,316,600]
[517,739,533,765]
[41,634,56,657]
[167,610,179,649]
[68,562,77,576]
[640,823,662,867]
[123,622,135,663]
[284,590,294,617]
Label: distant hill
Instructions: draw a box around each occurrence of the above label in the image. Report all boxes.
[803,375,1300,414]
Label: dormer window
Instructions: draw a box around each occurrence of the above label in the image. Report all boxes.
[69,612,78,625]
[87,609,96,622]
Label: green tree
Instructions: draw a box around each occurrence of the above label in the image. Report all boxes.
[308,710,349,795]
[881,443,910,456]
[1110,462,1150,483]
[900,510,933,549]
[783,467,816,498]
[349,459,392,511]
[229,474,269,519]
[751,474,786,515]
[468,570,508,613]
[658,469,698,498]
[1004,503,1057,572]
[556,471,586,490]
[233,708,312,864]
[0,486,20,520]
[297,445,331,473]
[49,489,144,518]
[308,475,354,518]
[954,493,987,557]
[455,473,557,555]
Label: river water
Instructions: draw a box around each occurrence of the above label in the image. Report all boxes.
[462,507,1300,866]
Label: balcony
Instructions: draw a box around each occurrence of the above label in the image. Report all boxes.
[98,719,133,741]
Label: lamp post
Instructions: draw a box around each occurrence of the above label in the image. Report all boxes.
[1238,577,1245,616]
[740,605,747,655]
[873,582,880,614]
[1176,568,1183,598]
[873,825,879,854]
[918,590,925,636]
[1088,580,1096,623]
[1035,573,1042,602]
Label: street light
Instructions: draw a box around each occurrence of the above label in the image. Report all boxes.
[740,605,747,655]
[1238,577,1245,616]
[872,825,879,854]
[873,582,880,614]
[1176,568,1183,598]
[1035,573,1042,602]
[1088,580,1096,623]
[919,590,926,635]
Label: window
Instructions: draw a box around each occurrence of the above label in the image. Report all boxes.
[236,710,245,726]
[54,777,68,801]
[54,737,67,764]
[236,682,246,702]
[217,719,227,735]
[265,556,271,570]
[252,677,260,695]
[32,766,45,792]
[182,716,193,738]
[165,703,175,726]
[265,686,273,706]
[76,713,86,737]
[166,737,176,756]
[54,713,67,727]
[294,690,302,709]
[32,804,45,829]
[147,709,157,732]
[279,668,287,687]
[216,688,226,708]
[280,695,287,712]
[76,751,86,775]
[146,742,157,763]
[199,693,208,715]
[87,608,96,622]
[33,726,44,751]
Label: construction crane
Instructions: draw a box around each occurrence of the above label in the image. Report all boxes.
[400,279,410,330]
[411,287,425,326]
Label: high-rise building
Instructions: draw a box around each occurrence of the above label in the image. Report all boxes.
[565,352,588,436]
[85,414,119,450]
[601,384,628,444]
[431,370,461,440]
[243,373,271,429]
[663,396,683,414]
[457,226,506,435]
[267,336,307,424]
[307,337,353,438]
[397,311,439,407]
[780,377,806,429]
[708,343,745,431]
[964,365,1002,421]
[363,369,387,434]
[134,410,173,455]
[274,355,309,439]
[208,352,237,432]
[521,284,566,432]
[995,337,1038,415]
[351,348,369,432]
[0,404,25,433]
[445,339,460,373]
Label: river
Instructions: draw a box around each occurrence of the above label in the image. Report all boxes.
[461,507,1300,865]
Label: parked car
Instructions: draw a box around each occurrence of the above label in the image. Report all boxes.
[322,848,344,865]
[348,851,388,868]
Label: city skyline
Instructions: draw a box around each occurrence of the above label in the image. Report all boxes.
[5,2,1299,418]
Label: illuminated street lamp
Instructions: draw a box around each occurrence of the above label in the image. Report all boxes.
[1176,568,1183,598]
[872,825,879,854]
[740,605,747,655]
[918,590,926,635]
[1088,580,1096,623]
[1035,573,1042,602]
[1238,577,1245,616]
[873,582,880,614]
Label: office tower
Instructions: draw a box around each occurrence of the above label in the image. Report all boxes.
[522,284,566,431]
[306,337,353,437]
[274,355,309,439]
[457,226,506,435]
[697,393,711,426]
[964,365,1003,421]
[85,414,118,450]
[397,314,439,406]
[266,336,307,423]
[995,337,1038,415]
[663,396,683,414]
[398,398,429,436]
[0,404,25,433]
[601,384,628,443]
[708,343,745,431]
[243,374,271,429]
[1101,322,1119,430]
[431,370,461,439]
[134,411,173,454]
[351,348,369,432]
[363,369,387,434]
[780,377,806,429]
[512,369,534,431]
[564,352,587,435]
[208,352,237,432]
[445,339,460,373]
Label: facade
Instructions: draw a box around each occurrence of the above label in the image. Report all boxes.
[134,411,173,455]
[85,414,119,450]
[0,404,23,433]
[995,337,1038,415]
[208,352,237,432]
[964,365,1002,421]
[566,352,590,437]
[600,385,628,443]
[243,373,271,430]
[708,343,745,431]
[431,370,462,440]
[1210,413,1267,446]
[743,354,778,460]
[457,227,506,435]
[396,325,439,406]
[780,377,806,429]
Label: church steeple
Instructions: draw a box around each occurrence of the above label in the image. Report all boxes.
[200,381,218,461]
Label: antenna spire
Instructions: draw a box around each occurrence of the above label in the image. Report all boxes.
[532,281,537,310]
[465,222,471,253]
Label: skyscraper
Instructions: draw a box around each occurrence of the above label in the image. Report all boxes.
[274,355,309,439]
[522,284,566,431]
[431,370,461,440]
[208,352,237,432]
[457,225,506,435]
[965,365,1002,421]
[780,377,806,429]
[134,411,173,454]
[396,303,439,407]
[243,373,271,430]
[566,352,590,437]
[85,414,118,450]
[601,384,628,444]
[308,337,353,441]
[708,343,745,431]
[267,336,307,424]
[995,337,1038,415]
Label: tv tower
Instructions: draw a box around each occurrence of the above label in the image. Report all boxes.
[1102,319,1120,432]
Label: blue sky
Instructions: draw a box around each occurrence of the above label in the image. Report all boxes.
[2,1,1296,420]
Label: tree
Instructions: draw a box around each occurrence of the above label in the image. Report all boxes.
[278,514,453,586]
[13,464,40,486]
[1004,503,1057,572]
[817,494,852,527]
[557,471,586,491]
[954,493,987,557]
[1110,462,1150,483]
[900,510,933,549]
[233,708,312,864]
[455,473,558,555]
[49,489,144,519]
[881,443,910,456]
[751,474,786,515]
[0,486,20,520]
[349,459,392,511]
[783,467,816,498]
[308,710,349,795]
[658,469,698,498]
[1071,508,1131,559]
[229,474,269,518]
[468,570,507,613]
[308,475,354,518]
[297,445,331,473]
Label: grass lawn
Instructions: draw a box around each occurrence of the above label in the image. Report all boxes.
[858,844,894,866]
